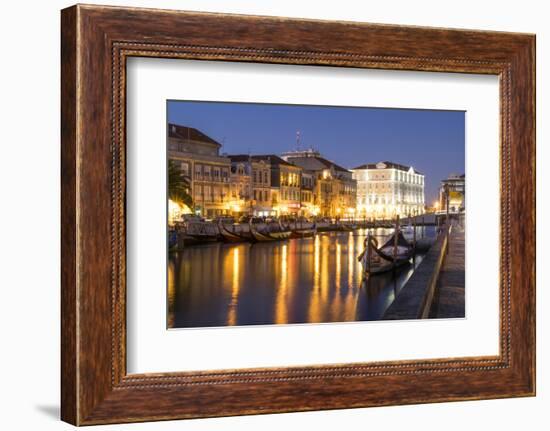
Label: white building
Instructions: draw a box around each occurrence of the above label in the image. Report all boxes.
[352,161,425,219]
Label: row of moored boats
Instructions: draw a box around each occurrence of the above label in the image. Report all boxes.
[171,218,434,276]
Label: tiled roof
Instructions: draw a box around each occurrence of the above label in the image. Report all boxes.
[251,155,296,167]
[168,123,221,147]
[226,154,252,162]
[285,155,350,173]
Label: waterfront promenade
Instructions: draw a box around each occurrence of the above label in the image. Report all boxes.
[383,219,465,320]
[429,222,465,318]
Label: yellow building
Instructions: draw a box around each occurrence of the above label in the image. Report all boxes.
[439,174,465,214]
[254,155,302,216]
[281,149,357,218]
[228,155,272,217]
[168,124,231,218]
[251,158,272,216]
[300,171,317,217]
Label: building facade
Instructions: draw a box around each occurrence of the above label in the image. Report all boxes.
[228,156,252,217]
[352,161,425,219]
[168,124,429,221]
[168,124,231,218]
[439,174,465,214]
[254,155,302,216]
[227,155,272,217]
[282,149,357,218]
[251,158,272,216]
[300,171,316,217]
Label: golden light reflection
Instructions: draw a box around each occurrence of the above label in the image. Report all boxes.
[227,247,240,326]
[282,243,288,274]
[170,225,436,328]
[308,235,322,322]
[344,233,360,319]
[327,242,343,321]
[167,260,176,328]
[348,231,355,289]
[335,243,342,291]
[320,237,329,302]
[314,235,320,288]
[275,244,289,324]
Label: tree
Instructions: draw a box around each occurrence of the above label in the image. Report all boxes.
[168,160,193,210]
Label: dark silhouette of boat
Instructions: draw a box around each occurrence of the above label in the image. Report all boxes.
[249,219,291,242]
[358,230,413,275]
[218,221,253,243]
[184,220,221,244]
[168,229,178,250]
[289,226,316,239]
[284,221,317,239]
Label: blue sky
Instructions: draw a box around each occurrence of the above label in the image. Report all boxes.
[167,101,465,204]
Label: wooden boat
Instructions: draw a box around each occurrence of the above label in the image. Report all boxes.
[249,219,291,242]
[338,223,354,231]
[401,222,414,236]
[168,229,178,250]
[290,227,316,239]
[180,234,218,246]
[376,230,414,261]
[168,230,215,249]
[218,221,252,243]
[286,221,317,239]
[358,230,413,275]
[185,221,221,243]
[185,232,219,243]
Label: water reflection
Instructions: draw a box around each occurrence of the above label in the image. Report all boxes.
[168,227,435,328]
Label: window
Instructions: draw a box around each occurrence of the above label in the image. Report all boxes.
[194,164,202,179]
[203,185,211,200]
[180,161,189,177]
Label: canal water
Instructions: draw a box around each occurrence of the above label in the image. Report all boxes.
[168,227,436,329]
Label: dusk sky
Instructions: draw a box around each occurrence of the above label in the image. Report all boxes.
[167,101,465,204]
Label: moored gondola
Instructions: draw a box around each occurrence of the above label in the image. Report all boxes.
[218,221,253,243]
[249,219,291,242]
[358,229,414,276]
[289,227,316,239]
[184,220,221,244]
[375,230,414,262]
[285,221,317,239]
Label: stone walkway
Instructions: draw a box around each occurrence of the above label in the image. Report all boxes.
[429,222,465,318]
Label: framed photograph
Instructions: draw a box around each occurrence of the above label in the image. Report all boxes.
[61,4,535,425]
